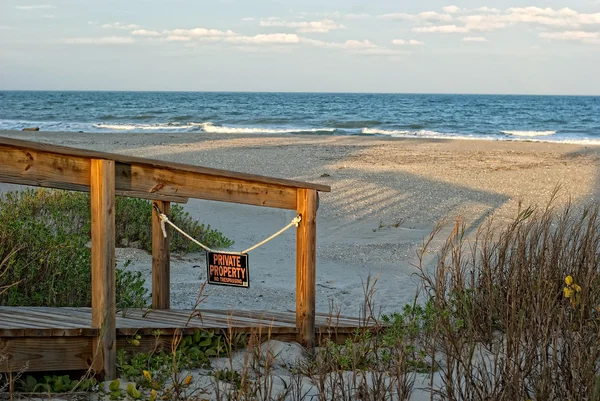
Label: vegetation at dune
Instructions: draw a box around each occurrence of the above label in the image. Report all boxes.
[417,199,600,400]
[3,190,600,400]
[0,188,233,307]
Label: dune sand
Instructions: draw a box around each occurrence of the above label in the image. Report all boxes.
[1,130,599,316]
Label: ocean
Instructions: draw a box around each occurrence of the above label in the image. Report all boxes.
[0,91,599,144]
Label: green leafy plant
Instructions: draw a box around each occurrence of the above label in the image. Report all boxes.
[117,329,234,385]
[17,374,98,393]
[0,189,232,307]
[117,267,150,311]
[212,369,242,390]
[114,196,234,253]
[108,378,124,400]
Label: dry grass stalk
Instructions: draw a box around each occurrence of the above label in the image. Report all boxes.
[419,198,600,400]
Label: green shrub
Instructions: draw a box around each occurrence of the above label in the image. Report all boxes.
[0,188,232,307]
[117,264,150,310]
[114,196,233,253]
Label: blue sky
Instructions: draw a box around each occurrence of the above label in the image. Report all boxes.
[1,0,599,94]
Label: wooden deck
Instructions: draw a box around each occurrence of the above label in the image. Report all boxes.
[0,307,365,373]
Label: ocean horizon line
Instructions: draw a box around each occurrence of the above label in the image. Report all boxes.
[1,89,599,98]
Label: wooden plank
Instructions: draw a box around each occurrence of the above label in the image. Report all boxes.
[0,137,331,192]
[116,190,188,204]
[14,307,94,325]
[0,144,299,209]
[152,201,171,309]
[296,189,318,349]
[115,163,299,209]
[0,145,91,192]
[206,310,298,326]
[0,337,93,373]
[0,146,187,203]
[90,159,117,380]
[0,311,84,328]
[192,310,292,327]
[0,328,97,337]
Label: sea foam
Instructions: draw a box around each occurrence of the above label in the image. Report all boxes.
[501,130,557,137]
[199,122,336,134]
[93,123,198,131]
[361,127,461,138]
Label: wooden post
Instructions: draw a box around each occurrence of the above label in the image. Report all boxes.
[296,189,317,349]
[152,200,171,309]
[90,159,117,380]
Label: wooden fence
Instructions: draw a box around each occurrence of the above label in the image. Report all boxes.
[0,137,331,378]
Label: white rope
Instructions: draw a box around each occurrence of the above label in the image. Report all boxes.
[153,204,301,255]
[240,216,301,254]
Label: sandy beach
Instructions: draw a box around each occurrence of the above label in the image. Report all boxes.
[1,130,599,316]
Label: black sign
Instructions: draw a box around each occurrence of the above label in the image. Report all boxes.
[206,252,249,288]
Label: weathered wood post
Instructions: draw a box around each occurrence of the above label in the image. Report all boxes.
[296,189,317,349]
[90,159,117,380]
[152,200,171,309]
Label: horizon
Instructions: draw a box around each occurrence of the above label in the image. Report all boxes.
[1,89,599,97]
[1,0,600,95]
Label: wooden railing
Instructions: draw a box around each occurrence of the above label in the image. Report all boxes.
[0,137,330,379]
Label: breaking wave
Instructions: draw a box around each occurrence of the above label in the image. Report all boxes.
[501,130,557,137]
[361,127,460,138]
[93,123,199,131]
[199,122,336,134]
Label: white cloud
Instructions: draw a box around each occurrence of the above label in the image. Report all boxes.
[383,6,600,37]
[102,22,140,30]
[503,7,600,27]
[344,39,378,48]
[442,6,461,14]
[539,30,599,41]
[225,33,300,44]
[64,36,135,45]
[579,13,600,24]
[392,39,424,45]
[132,29,161,37]
[167,28,236,38]
[259,19,344,33]
[462,36,488,42]
[241,17,255,21]
[0,25,11,30]
[302,38,403,56]
[459,15,507,31]
[505,7,579,26]
[147,26,302,47]
[15,5,56,10]
[44,14,54,18]
[381,11,452,22]
[413,24,469,33]
[418,11,453,22]
[163,35,191,42]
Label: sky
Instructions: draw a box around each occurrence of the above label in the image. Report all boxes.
[1,0,599,95]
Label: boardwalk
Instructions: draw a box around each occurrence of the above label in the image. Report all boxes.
[0,306,364,373]
[0,137,343,377]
